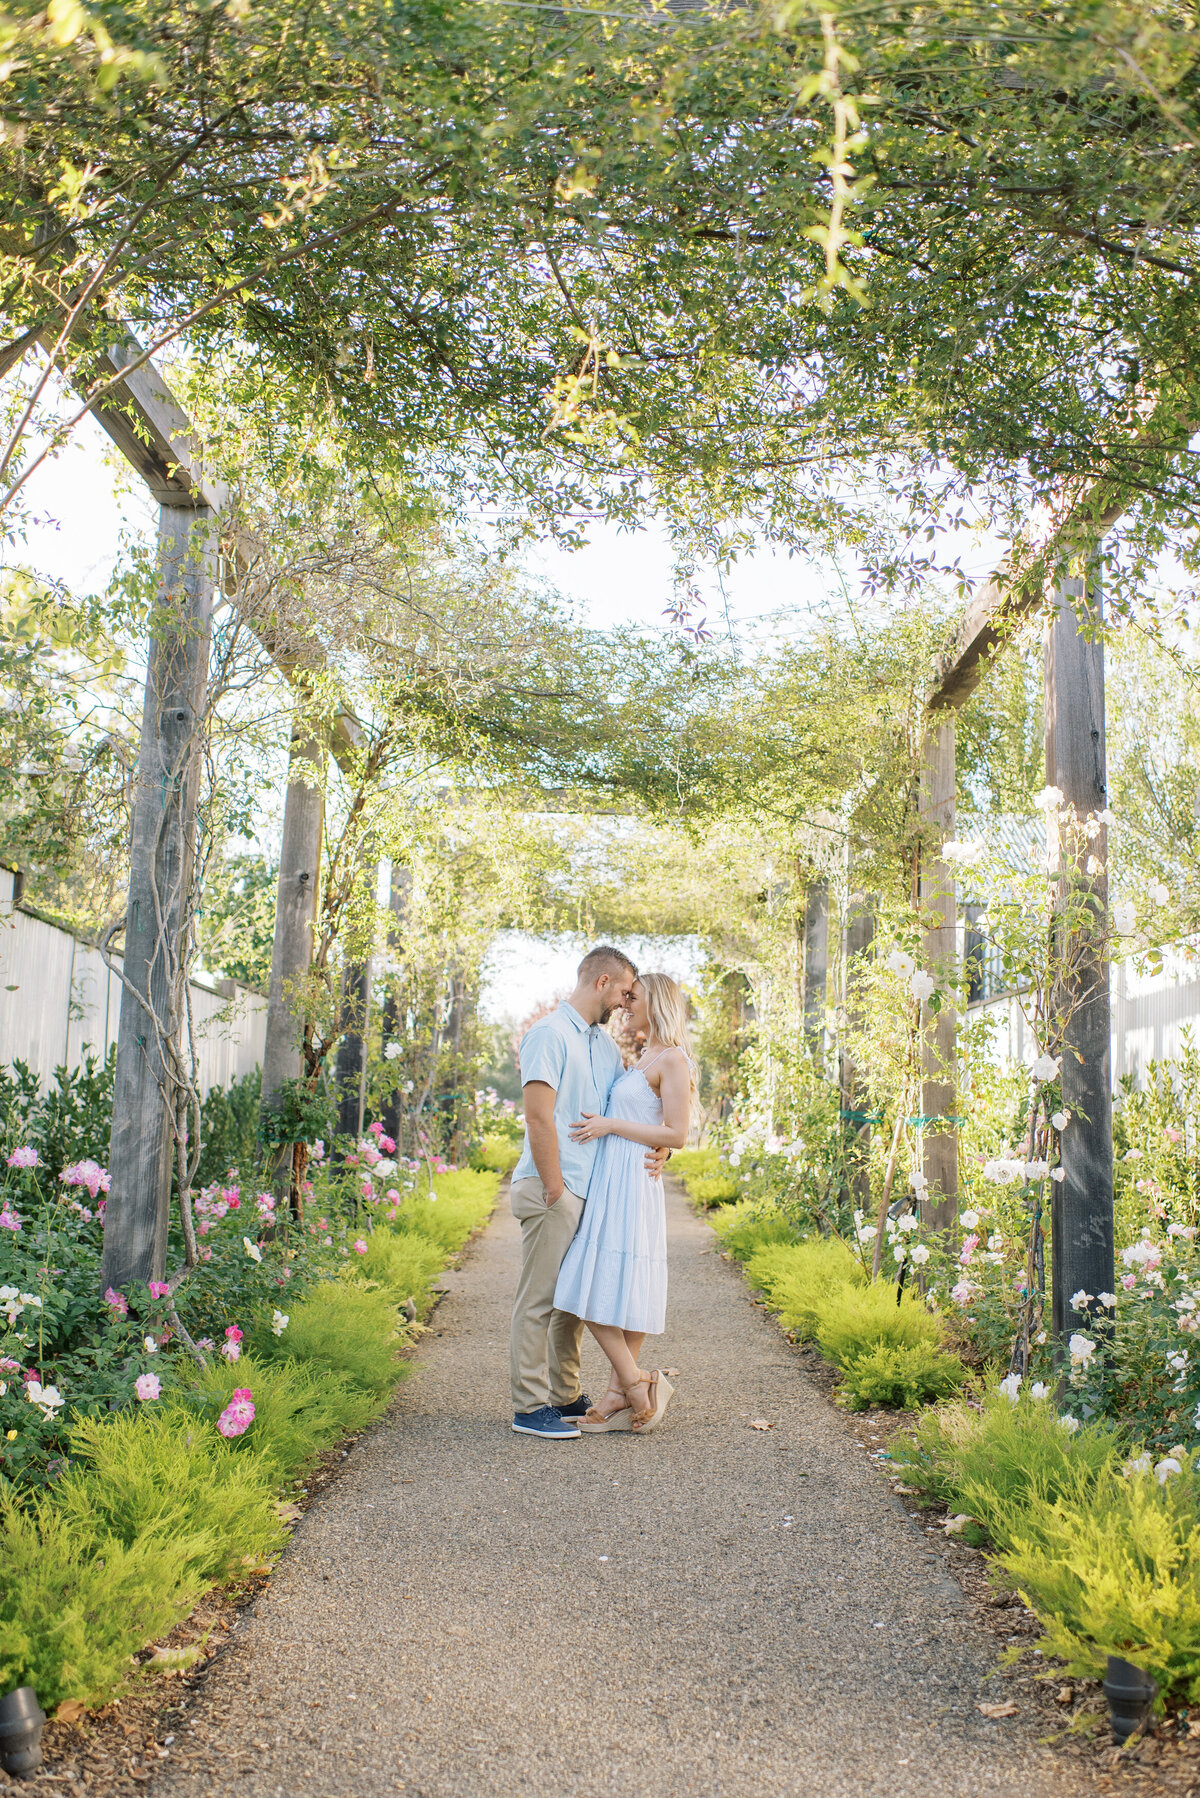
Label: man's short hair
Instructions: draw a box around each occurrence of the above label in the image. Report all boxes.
[577,944,637,985]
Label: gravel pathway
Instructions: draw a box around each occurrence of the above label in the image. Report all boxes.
[153,1183,1087,1798]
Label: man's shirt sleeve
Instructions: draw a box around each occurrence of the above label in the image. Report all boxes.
[519,1022,568,1091]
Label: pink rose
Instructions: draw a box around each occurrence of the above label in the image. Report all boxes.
[135,1372,161,1402]
[0,1207,22,1232]
[104,1286,129,1316]
[353,1238,368,1254]
[148,1280,170,1299]
[6,1145,38,1169]
[217,1388,256,1438]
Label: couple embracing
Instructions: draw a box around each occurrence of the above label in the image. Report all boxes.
[508,945,695,1440]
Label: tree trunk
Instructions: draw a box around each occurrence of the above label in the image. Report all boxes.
[1044,571,1115,1347]
[102,503,215,1292]
[919,716,959,1231]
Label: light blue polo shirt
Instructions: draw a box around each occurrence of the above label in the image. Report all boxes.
[512,1002,624,1196]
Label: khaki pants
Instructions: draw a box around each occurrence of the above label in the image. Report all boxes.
[509,1175,586,1414]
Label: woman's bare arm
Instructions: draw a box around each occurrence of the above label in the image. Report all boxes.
[569,1050,690,1151]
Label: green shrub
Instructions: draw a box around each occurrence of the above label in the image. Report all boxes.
[708,1198,797,1262]
[745,1238,863,1338]
[841,1340,965,1410]
[395,1168,498,1254]
[996,1461,1200,1702]
[169,1348,385,1474]
[688,1174,741,1205]
[671,1147,721,1183]
[0,1492,206,1709]
[890,1389,1124,1537]
[470,1134,521,1174]
[357,1228,445,1316]
[248,1285,404,1400]
[53,1409,283,1584]
[814,1279,944,1367]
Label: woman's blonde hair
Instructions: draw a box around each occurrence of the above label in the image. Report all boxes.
[640,972,699,1101]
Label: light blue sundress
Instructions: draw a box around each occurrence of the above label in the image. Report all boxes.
[553,1057,668,1334]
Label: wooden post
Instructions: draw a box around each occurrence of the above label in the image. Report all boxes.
[802,879,829,1054]
[335,954,372,1141]
[101,503,216,1292]
[1045,571,1115,1345]
[380,859,411,1146]
[260,718,324,1185]
[919,717,959,1231]
[840,883,875,1210]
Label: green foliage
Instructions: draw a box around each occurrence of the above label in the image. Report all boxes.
[469,1133,521,1174]
[356,1229,445,1319]
[840,1341,965,1411]
[250,1285,403,1399]
[814,1280,945,1368]
[258,1076,337,1149]
[996,1463,1200,1703]
[890,1390,1123,1536]
[164,1350,384,1477]
[708,1198,798,1263]
[671,1147,721,1183]
[393,1169,497,1255]
[195,1070,263,1190]
[52,1409,283,1584]
[0,1051,114,1183]
[0,1492,207,1709]
[688,1174,742,1205]
[745,1237,864,1339]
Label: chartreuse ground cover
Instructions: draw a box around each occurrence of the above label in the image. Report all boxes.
[0,1088,500,1711]
[676,1123,1200,1710]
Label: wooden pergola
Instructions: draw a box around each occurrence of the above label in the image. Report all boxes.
[39,319,1160,1347]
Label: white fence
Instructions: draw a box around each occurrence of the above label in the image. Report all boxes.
[0,871,266,1094]
[969,942,1200,1087]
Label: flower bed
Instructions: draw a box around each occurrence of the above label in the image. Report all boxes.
[0,1085,501,1714]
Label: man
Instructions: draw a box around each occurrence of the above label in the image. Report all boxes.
[509,945,666,1438]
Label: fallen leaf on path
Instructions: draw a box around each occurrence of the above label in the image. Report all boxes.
[146,1646,202,1675]
[943,1513,976,1534]
[978,1701,1019,1719]
[748,1419,774,1431]
[1054,1687,1075,1706]
[56,1700,87,1724]
[275,1501,303,1523]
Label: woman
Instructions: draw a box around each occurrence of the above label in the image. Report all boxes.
[553,971,695,1433]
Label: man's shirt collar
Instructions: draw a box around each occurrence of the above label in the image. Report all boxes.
[558,1001,590,1033]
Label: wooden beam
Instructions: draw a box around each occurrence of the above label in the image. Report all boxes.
[68,333,227,512]
[930,385,1200,713]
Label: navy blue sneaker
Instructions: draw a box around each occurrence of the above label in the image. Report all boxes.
[555,1393,592,1420]
[511,1406,581,1439]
